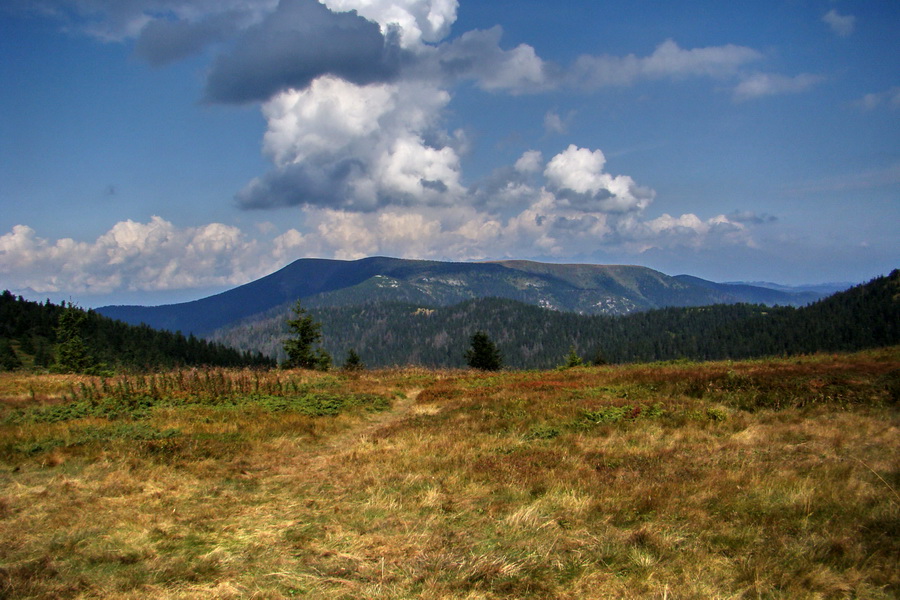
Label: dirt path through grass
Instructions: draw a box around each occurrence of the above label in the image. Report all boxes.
[302,387,422,475]
[212,387,429,595]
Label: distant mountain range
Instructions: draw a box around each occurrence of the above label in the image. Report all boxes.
[97,257,837,337]
[205,269,898,369]
[725,281,853,296]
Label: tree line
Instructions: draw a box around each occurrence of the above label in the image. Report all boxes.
[3,269,896,374]
[218,269,899,370]
[0,291,274,372]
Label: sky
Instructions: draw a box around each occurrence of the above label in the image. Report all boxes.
[1,0,898,307]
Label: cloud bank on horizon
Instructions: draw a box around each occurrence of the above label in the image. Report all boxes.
[1,0,898,302]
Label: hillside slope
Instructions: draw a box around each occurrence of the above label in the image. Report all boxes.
[0,292,273,371]
[209,270,899,369]
[98,257,824,336]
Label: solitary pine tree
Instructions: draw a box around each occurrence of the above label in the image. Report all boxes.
[465,331,503,371]
[342,348,364,371]
[283,300,331,370]
[562,345,584,369]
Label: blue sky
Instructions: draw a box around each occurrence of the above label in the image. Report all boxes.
[1,0,897,306]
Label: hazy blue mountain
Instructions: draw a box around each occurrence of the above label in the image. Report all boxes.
[725,281,853,296]
[97,257,831,336]
[672,275,826,306]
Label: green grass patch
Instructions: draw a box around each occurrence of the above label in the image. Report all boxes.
[3,391,392,424]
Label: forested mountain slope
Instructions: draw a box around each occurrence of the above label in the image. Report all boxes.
[0,292,273,371]
[208,270,899,369]
[98,257,826,336]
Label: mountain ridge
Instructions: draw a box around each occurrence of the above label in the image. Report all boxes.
[97,257,831,336]
[207,269,899,369]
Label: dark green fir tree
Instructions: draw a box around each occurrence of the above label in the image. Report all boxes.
[562,345,584,369]
[342,348,364,371]
[282,300,331,370]
[465,331,503,371]
[0,339,21,371]
[53,306,97,373]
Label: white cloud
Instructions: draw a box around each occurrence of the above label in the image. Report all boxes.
[257,140,751,260]
[544,145,654,213]
[514,150,544,174]
[0,217,267,295]
[614,213,751,252]
[733,72,824,101]
[322,0,458,48]
[436,27,552,93]
[1,192,768,297]
[545,146,607,194]
[822,9,855,37]
[571,39,762,88]
[434,35,763,94]
[378,135,462,200]
[261,75,397,167]
[855,87,900,111]
[543,110,570,135]
[239,75,464,210]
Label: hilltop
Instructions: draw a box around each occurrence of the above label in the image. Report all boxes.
[96,257,828,337]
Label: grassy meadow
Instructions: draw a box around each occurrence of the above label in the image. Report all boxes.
[1,348,898,599]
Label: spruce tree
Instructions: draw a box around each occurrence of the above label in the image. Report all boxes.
[465,331,503,371]
[342,348,364,371]
[0,339,21,371]
[283,300,331,370]
[54,306,96,373]
[563,345,584,368]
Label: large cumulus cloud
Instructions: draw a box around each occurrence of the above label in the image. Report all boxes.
[236,75,465,210]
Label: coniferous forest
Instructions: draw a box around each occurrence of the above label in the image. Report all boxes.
[3,270,897,373]
[0,291,274,372]
[210,270,900,369]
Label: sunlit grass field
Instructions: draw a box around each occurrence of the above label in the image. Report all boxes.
[2,348,898,599]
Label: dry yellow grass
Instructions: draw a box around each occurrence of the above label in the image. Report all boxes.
[1,349,898,598]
